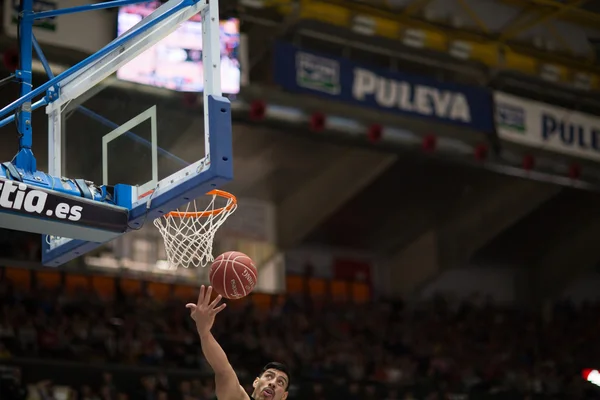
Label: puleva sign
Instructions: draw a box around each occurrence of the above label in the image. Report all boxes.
[495,92,600,162]
[274,42,494,133]
[352,68,472,123]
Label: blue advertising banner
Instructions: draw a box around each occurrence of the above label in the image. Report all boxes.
[273,42,494,133]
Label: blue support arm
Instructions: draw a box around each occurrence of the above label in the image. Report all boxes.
[0,0,194,121]
[32,34,54,79]
[32,0,154,20]
[14,0,36,173]
[0,98,47,128]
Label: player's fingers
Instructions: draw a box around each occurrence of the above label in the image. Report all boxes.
[211,303,227,315]
[208,294,222,309]
[203,286,213,306]
[198,285,206,305]
[185,303,196,310]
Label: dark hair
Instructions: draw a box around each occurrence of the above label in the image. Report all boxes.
[261,362,291,389]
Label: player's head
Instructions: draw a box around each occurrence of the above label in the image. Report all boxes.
[252,362,290,400]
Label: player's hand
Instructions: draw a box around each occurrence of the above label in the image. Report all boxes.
[185,285,226,336]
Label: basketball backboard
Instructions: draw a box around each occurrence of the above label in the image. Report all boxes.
[57,5,241,207]
[0,0,235,267]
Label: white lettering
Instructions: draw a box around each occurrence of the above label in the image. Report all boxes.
[230,279,240,297]
[12,183,27,210]
[23,190,47,213]
[0,180,87,222]
[352,68,472,123]
[397,82,413,111]
[414,86,432,115]
[374,78,397,108]
[69,206,82,221]
[352,68,377,100]
[0,181,17,208]
[55,203,70,219]
[431,88,452,116]
[0,181,48,214]
[242,268,255,286]
[449,94,470,122]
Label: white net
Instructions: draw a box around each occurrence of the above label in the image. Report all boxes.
[153,190,237,269]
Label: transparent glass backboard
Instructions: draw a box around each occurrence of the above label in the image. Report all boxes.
[116,3,241,94]
[60,4,241,199]
[48,1,242,276]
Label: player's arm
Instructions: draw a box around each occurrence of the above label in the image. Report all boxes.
[199,331,248,400]
[186,285,249,400]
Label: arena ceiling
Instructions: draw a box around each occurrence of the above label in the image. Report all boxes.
[347,0,600,31]
[239,0,600,112]
[512,0,600,23]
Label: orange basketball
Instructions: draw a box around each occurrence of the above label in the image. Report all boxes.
[209,251,258,299]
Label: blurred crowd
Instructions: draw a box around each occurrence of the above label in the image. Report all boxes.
[1,276,599,400]
[0,230,40,262]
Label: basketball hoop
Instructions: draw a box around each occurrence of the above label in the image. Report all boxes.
[153,189,237,269]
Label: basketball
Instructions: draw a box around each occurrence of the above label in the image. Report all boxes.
[209,251,258,299]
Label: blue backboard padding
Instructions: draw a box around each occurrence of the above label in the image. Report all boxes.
[41,95,233,267]
[0,174,129,242]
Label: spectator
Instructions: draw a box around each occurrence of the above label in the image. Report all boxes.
[1,276,599,399]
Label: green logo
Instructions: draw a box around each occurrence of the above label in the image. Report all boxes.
[296,52,341,95]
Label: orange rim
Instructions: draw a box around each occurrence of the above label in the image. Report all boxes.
[165,189,237,218]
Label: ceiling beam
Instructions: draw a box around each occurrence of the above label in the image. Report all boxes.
[403,0,434,16]
[499,0,600,29]
[299,0,599,70]
[499,0,587,42]
[457,0,490,34]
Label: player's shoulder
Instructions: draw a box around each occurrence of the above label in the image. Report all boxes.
[216,385,250,400]
[236,383,251,400]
